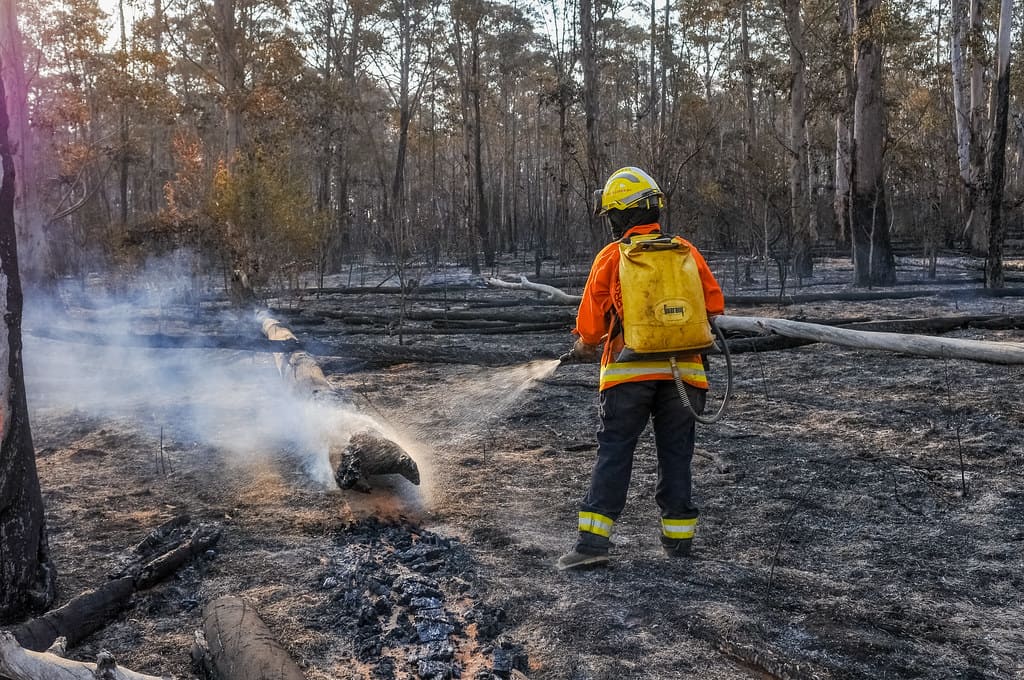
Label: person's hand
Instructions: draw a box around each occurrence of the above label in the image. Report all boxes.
[559,338,599,364]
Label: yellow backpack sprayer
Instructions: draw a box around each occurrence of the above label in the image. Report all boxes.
[562,233,733,424]
[619,233,732,424]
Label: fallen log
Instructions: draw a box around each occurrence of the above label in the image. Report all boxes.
[336,321,569,335]
[5,578,135,652]
[200,596,305,680]
[485,277,1024,364]
[259,314,335,399]
[313,307,573,324]
[840,314,1024,334]
[725,286,1024,307]
[484,275,1024,307]
[31,325,541,368]
[333,432,421,492]
[0,633,167,680]
[135,525,222,590]
[258,313,421,489]
[715,315,1024,365]
[7,522,221,652]
[486,276,583,304]
[316,344,545,369]
[109,514,192,580]
[27,326,301,354]
[721,315,1024,355]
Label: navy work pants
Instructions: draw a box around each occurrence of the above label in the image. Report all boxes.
[576,379,704,554]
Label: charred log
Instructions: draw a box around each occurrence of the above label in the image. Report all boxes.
[334,321,569,335]
[7,522,221,652]
[28,325,544,368]
[27,326,301,354]
[726,287,1024,307]
[258,313,421,489]
[6,578,135,652]
[108,514,192,579]
[485,275,1024,307]
[314,307,573,324]
[135,525,222,590]
[333,431,420,492]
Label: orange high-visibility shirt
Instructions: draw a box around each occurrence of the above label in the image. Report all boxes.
[573,223,725,391]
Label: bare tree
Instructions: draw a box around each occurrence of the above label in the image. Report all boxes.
[950,0,972,212]
[966,0,988,253]
[985,0,1012,288]
[0,62,55,623]
[0,1,47,282]
[580,0,604,246]
[850,0,896,286]
[785,0,813,278]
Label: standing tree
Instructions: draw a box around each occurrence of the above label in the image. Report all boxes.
[966,0,988,253]
[0,0,47,282]
[985,0,1012,288]
[833,0,856,248]
[850,0,896,286]
[579,0,604,247]
[0,61,55,623]
[785,0,814,278]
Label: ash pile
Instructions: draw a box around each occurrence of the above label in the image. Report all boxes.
[311,518,529,679]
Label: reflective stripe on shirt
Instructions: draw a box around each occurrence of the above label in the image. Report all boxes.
[599,358,707,391]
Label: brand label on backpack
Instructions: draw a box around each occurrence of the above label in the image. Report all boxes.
[618,234,713,355]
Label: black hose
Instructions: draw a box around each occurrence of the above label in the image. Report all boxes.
[671,319,733,425]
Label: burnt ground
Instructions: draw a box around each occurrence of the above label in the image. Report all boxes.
[18,255,1024,679]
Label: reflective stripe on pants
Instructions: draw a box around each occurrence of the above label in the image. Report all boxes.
[661,517,697,540]
[578,511,614,538]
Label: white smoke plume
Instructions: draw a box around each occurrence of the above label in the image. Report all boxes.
[20,252,414,491]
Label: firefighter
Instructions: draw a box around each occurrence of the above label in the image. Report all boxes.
[556,166,725,571]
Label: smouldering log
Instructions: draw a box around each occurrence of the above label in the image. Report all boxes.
[333,431,421,492]
[259,313,422,489]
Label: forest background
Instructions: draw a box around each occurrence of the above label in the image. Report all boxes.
[0,0,1022,297]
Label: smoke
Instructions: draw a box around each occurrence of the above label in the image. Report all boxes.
[21,252,423,494]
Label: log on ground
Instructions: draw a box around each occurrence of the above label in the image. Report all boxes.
[720,314,1024,355]
[201,596,306,680]
[5,577,135,652]
[332,431,421,492]
[258,313,421,489]
[0,632,167,680]
[715,315,1024,364]
[135,525,222,590]
[7,521,221,652]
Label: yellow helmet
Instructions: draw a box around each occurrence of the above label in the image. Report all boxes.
[594,166,665,216]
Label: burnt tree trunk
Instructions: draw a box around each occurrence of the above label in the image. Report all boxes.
[0,62,54,623]
[201,596,306,680]
[259,313,420,488]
